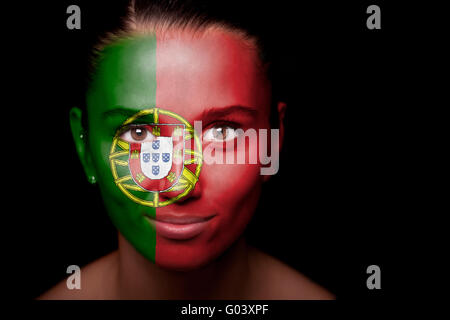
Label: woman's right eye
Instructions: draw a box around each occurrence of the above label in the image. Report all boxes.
[120,126,155,143]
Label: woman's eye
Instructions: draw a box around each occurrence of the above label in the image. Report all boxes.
[203,125,240,142]
[120,126,154,142]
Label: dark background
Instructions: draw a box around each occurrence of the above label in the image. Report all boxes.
[8,0,408,300]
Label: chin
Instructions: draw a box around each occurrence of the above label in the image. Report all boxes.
[155,249,217,271]
[154,240,219,271]
[154,235,239,271]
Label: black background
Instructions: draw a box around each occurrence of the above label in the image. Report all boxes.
[7,0,411,302]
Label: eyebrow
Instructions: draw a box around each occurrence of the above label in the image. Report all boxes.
[198,105,258,123]
[102,108,142,120]
[102,105,258,122]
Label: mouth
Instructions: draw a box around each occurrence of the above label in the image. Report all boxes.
[144,214,216,240]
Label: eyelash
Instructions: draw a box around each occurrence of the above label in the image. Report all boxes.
[205,120,239,130]
[116,121,243,141]
[116,124,153,143]
[203,121,242,143]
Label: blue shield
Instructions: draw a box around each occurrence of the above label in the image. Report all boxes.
[152,140,160,150]
[152,165,160,176]
[152,153,160,162]
[142,153,150,163]
[162,153,170,163]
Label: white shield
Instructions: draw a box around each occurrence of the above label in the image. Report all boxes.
[140,137,173,180]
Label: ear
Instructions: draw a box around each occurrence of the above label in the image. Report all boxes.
[69,107,97,184]
[263,101,287,182]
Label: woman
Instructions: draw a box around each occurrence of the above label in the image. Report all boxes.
[40,0,334,299]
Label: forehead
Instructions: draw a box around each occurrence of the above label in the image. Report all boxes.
[87,28,270,120]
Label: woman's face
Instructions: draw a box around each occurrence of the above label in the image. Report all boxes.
[80,29,273,270]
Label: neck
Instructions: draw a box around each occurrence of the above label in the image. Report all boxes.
[117,234,252,299]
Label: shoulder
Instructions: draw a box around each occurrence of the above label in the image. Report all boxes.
[247,247,335,300]
[37,251,119,300]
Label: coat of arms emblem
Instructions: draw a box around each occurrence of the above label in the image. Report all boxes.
[109,108,203,207]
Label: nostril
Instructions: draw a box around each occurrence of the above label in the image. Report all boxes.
[159,182,202,204]
[168,193,197,205]
[159,189,183,201]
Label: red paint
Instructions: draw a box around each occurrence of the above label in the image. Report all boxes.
[147,214,216,240]
[154,28,272,270]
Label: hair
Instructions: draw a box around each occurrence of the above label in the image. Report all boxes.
[81,0,282,127]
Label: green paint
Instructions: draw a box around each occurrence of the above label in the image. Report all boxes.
[70,35,158,261]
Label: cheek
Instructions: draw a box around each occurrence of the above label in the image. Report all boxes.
[202,162,262,224]
[88,129,113,178]
[88,131,158,261]
[154,163,262,270]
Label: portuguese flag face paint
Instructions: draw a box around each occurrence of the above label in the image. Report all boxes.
[81,30,272,269]
[86,36,160,262]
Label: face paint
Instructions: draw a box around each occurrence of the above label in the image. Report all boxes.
[109,108,202,207]
[81,36,160,262]
[79,29,273,270]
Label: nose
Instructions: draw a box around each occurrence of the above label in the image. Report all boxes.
[158,178,202,205]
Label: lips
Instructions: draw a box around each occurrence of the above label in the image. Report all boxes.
[144,214,215,240]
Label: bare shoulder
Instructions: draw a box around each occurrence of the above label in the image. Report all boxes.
[37,251,119,300]
[247,247,335,300]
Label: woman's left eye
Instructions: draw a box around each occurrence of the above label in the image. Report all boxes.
[203,125,240,142]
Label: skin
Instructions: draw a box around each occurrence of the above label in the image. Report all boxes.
[71,35,159,262]
[154,29,273,270]
[40,27,335,299]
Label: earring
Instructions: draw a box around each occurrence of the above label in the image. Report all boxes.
[89,176,96,184]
